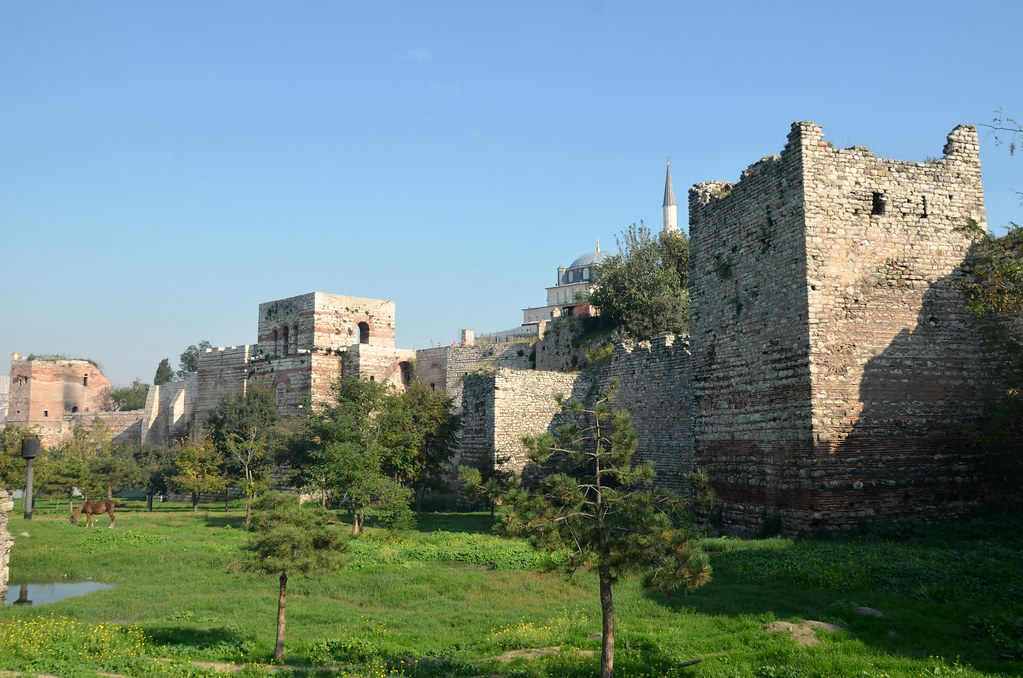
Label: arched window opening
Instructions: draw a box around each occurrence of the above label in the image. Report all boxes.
[71,406,79,413]
[83,375,89,386]
[358,322,370,345]
[369,375,375,382]
[281,325,290,356]
[269,329,279,358]
[399,361,413,386]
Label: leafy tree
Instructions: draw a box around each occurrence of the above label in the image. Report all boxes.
[87,455,140,499]
[129,443,177,510]
[0,424,33,494]
[459,451,517,517]
[109,379,150,411]
[955,221,1023,445]
[504,379,711,678]
[206,382,283,527]
[168,437,228,512]
[295,377,413,534]
[379,382,461,517]
[154,358,173,386]
[241,491,347,662]
[36,456,88,511]
[178,340,212,378]
[590,222,690,341]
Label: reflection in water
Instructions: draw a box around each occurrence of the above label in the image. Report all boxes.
[4,581,114,606]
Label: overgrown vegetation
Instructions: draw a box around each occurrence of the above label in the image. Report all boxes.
[955,219,1023,446]
[2,502,1021,677]
[589,222,690,341]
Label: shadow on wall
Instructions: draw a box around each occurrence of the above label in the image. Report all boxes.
[825,258,1011,526]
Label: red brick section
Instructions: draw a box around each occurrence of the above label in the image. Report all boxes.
[689,122,1001,534]
[7,356,113,446]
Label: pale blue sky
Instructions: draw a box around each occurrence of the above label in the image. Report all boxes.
[3,1,1021,387]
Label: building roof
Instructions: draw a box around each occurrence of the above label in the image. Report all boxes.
[569,241,610,269]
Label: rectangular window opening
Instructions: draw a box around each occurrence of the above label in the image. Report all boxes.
[871,192,886,216]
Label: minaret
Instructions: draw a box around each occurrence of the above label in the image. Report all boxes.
[662,157,678,233]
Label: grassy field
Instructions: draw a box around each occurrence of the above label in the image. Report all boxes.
[1,499,1021,678]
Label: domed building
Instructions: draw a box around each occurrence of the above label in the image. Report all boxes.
[522,241,609,326]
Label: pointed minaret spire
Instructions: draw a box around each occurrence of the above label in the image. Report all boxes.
[662,157,678,233]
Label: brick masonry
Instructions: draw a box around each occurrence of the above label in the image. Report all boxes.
[689,122,997,533]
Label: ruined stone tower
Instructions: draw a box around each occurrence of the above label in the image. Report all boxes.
[689,122,993,533]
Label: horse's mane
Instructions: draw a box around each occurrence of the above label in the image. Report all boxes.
[70,502,85,518]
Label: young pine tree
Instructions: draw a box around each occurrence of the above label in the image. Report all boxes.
[504,379,711,678]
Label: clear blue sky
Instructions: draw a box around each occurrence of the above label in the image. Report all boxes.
[2,1,1021,387]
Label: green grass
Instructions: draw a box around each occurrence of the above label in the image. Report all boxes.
[1,499,1022,678]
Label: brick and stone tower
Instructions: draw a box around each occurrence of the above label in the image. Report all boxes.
[688,122,993,533]
[662,157,678,233]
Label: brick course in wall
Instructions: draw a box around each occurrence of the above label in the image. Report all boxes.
[689,122,999,534]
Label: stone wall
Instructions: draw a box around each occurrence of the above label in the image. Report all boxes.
[7,354,113,446]
[458,335,696,493]
[460,369,585,474]
[141,375,196,445]
[195,345,253,434]
[0,489,11,605]
[258,292,397,357]
[416,342,534,411]
[689,121,997,533]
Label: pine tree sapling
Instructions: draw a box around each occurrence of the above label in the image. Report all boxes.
[242,492,347,662]
[504,379,711,678]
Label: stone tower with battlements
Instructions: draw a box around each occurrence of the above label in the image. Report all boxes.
[688,121,993,533]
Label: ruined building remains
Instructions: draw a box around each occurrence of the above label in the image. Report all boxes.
[6,353,143,447]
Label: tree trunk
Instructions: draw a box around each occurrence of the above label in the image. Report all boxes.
[146,494,154,512]
[415,487,423,519]
[245,499,253,531]
[192,492,199,513]
[599,565,615,678]
[225,489,229,511]
[273,572,288,661]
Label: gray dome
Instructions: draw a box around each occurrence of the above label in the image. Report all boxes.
[569,249,610,269]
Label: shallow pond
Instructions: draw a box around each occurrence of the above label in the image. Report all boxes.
[3,581,114,606]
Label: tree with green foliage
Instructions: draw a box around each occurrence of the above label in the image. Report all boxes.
[379,381,461,517]
[205,382,283,527]
[128,443,177,510]
[0,424,33,494]
[241,491,347,662]
[955,220,1023,445]
[109,379,150,411]
[504,379,711,678]
[590,222,690,341]
[154,358,173,386]
[177,340,212,378]
[168,437,228,512]
[292,377,413,533]
[87,455,140,499]
[459,451,517,517]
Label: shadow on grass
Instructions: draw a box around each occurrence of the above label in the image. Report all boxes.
[145,624,253,657]
[205,514,247,529]
[414,512,499,534]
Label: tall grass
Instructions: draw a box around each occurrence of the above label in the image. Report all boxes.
[1,499,1021,677]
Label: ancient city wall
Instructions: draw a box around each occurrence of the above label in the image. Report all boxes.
[800,123,994,526]
[195,345,253,433]
[0,489,12,605]
[7,355,113,445]
[588,335,696,492]
[460,369,585,474]
[458,335,696,494]
[258,292,397,357]
[416,342,534,411]
[689,121,996,533]
[689,129,814,532]
[141,375,196,445]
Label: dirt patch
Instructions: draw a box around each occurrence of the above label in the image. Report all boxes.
[764,620,847,647]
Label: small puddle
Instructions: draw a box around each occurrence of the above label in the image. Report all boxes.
[3,581,114,606]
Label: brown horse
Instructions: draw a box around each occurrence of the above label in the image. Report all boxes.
[70,499,122,528]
